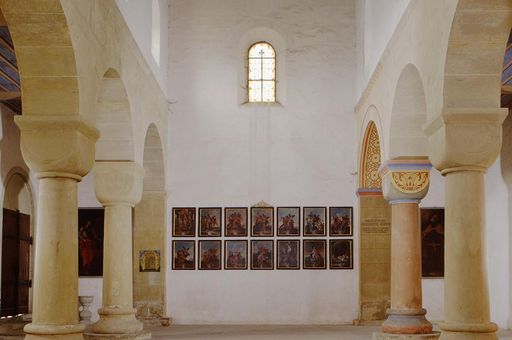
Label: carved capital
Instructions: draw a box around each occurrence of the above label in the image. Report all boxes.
[15,115,99,180]
[94,161,144,206]
[424,108,508,174]
[379,157,431,203]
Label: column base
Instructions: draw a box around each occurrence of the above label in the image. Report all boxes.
[373,332,440,340]
[24,322,86,339]
[439,321,498,340]
[84,330,151,340]
[91,308,143,335]
[382,309,433,334]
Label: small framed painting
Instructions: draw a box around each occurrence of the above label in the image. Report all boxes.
[329,207,353,236]
[172,208,196,237]
[330,239,353,269]
[199,207,222,237]
[421,208,445,278]
[225,207,248,237]
[224,240,248,270]
[78,208,104,277]
[277,207,300,236]
[277,240,300,270]
[139,250,161,272]
[303,207,326,236]
[251,240,274,270]
[303,239,327,269]
[172,240,195,270]
[198,240,222,270]
[251,207,274,237]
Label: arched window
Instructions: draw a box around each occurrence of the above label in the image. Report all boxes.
[248,42,276,102]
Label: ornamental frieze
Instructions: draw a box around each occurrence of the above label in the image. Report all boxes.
[391,171,430,194]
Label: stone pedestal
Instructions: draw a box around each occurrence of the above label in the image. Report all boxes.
[14,115,99,340]
[425,109,507,340]
[90,161,145,338]
[377,158,438,339]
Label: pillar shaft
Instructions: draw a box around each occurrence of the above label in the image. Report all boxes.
[390,202,422,311]
[90,161,144,336]
[439,169,497,339]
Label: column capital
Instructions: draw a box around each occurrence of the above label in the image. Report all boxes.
[424,108,508,174]
[379,157,431,203]
[94,161,144,207]
[15,115,99,180]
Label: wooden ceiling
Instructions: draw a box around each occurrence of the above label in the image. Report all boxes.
[502,30,512,108]
[0,10,20,114]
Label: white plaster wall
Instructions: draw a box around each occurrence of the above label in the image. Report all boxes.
[167,0,358,324]
[115,0,169,94]
[356,0,410,95]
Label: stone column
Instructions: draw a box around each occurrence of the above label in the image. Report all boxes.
[14,115,98,340]
[425,108,507,340]
[373,158,439,340]
[90,161,145,337]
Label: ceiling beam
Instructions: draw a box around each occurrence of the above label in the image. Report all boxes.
[0,91,20,101]
[502,85,512,94]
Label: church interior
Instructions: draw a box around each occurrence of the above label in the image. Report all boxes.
[0,0,512,339]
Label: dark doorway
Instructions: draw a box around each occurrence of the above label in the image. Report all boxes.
[1,208,30,316]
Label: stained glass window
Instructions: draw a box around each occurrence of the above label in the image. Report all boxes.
[248,42,276,102]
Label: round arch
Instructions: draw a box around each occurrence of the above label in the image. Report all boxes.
[388,64,428,159]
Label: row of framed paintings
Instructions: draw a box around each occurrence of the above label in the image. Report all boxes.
[172,239,353,270]
[173,206,353,238]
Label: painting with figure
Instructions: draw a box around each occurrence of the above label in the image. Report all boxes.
[199,240,221,270]
[251,207,274,237]
[78,208,104,277]
[199,208,222,237]
[421,208,444,277]
[277,207,300,236]
[225,208,248,237]
[303,239,326,269]
[277,240,300,270]
[139,250,161,272]
[303,207,326,236]
[251,240,274,270]
[329,207,353,236]
[330,239,353,269]
[172,241,195,270]
[172,208,196,237]
[224,240,248,270]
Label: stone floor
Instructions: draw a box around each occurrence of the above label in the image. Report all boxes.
[146,325,512,340]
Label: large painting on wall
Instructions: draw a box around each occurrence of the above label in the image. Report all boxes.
[421,208,445,277]
[78,208,104,277]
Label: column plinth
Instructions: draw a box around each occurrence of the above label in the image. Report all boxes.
[425,108,507,340]
[375,158,439,339]
[90,161,145,337]
[14,115,99,340]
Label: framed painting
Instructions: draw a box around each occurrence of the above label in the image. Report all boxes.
[330,239,353,269]
[277,240,300,270]
[303,207,326,236]
[251,207,274,237]
[139,250,161,272]
[224,240,248,270]
[250,240,274,270]
[303,239,326,269]
[172,240,195,270]
[329,207,353,236]
[198,240,222,270]
[78,208,104,277]
[225,207,248,237]
[421,208,445,278]
[172,208,196,237]
[277,207,300,236]
[199,207,222,237]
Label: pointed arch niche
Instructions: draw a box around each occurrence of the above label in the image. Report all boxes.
[133,123,166,322]
[357,119,391,323]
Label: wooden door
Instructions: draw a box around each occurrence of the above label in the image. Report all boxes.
[1,209,30,316]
